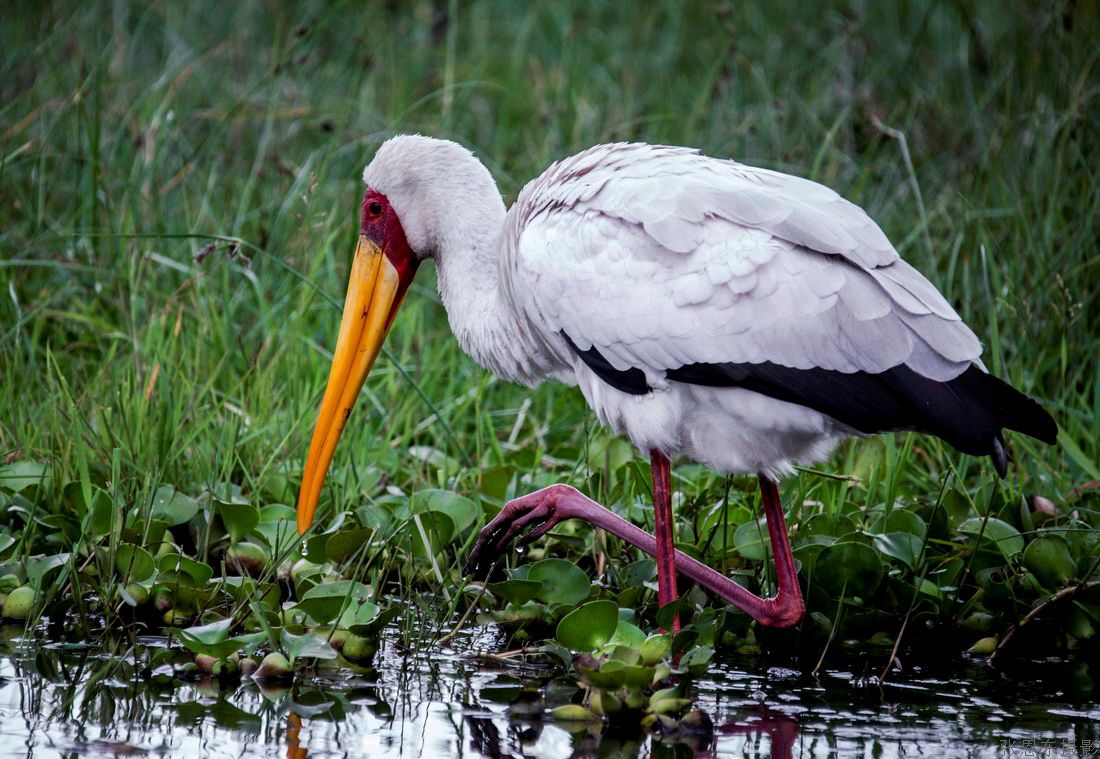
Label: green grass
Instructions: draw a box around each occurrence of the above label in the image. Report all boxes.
[0,0,1097,669]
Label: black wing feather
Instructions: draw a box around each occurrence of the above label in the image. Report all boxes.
[567,334,1057,475]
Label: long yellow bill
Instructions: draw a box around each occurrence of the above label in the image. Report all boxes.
[297,236,400,534]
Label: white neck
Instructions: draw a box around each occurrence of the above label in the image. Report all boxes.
[363,135,554,386]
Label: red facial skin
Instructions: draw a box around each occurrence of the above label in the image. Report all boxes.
[361,188,420,327]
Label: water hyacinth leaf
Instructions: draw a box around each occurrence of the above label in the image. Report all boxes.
[282,629,338,663]
[337,599,382,634]
[26,553,70,585]
[179,618,248,659]
[411,489,479,532]
[409,511,455,559]
[79,487,114,536]
[556,599,618,651]
[326,528,374,563]
[295,580,373,625]
[1022,535,1077,589]
[815,541,883,597]
[618,558,656,588]
[958,517,1024,560]
[217,501,259,544]
[679,645,714,676]
[873,532,924,570]
[528,558,591,606]
[799,512,858,544]
[870,509,927,540]
[0,461,51,495]
[259,504,295,522]
[606,620,646,650]
[115,543,155,582]
[733,518,769,561]
[303,533,331,565]
[158,553,214,586]
[578,658,627,689]
[488,579,542,607]
[151,486,200,526]
[620,662,657,689]
[478,466,515,502]
[253,520,298,556]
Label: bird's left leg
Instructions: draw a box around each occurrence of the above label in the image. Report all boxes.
[650,449,679,611]
[466,480,804,628]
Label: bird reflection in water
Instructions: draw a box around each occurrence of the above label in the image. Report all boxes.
[463,706,798,759]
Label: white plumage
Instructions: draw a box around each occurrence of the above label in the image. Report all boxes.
[361,135,1048,479]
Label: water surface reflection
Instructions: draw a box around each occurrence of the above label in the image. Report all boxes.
[0,623,1095,758]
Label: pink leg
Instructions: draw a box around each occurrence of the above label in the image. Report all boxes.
[650,450,679,615]
[467,476,804,628]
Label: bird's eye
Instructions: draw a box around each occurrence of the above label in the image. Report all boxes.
[368,201,383,217]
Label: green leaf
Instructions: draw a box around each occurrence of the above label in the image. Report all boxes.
[814,541,883,597]
[617,558,656,588]
[217,501,259,545]
[151,486,200,526]
[325,527,374,563]
[282,629,338,663]
[409,511,455,559]
[157,553,215,586]
[679,645,714,676]
[872,532,924,570]
[869,509,927,540]
[80,487,114,537]
[1022,535,1077,589]
[958,517,1024,560]
[26,553,70,585]
[488,579,542,607]
[605,620,646,650]
[0,461,51,494]
[411,489,479,532]
[179,618,248,659]
[294,580,372,625]
[733,518,769,561]
[528,558,591,606]
[115,543,155,582]
[337,598,382,634]
[555,599,619,651]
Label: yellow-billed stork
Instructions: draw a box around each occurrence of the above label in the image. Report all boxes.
[295,135,1057,628]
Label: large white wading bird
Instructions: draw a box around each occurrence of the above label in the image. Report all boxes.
[295,135,1057,629]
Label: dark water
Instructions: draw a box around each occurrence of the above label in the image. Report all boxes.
[0,623,1096,759]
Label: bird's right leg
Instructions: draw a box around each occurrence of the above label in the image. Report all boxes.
[466,479,804,628]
